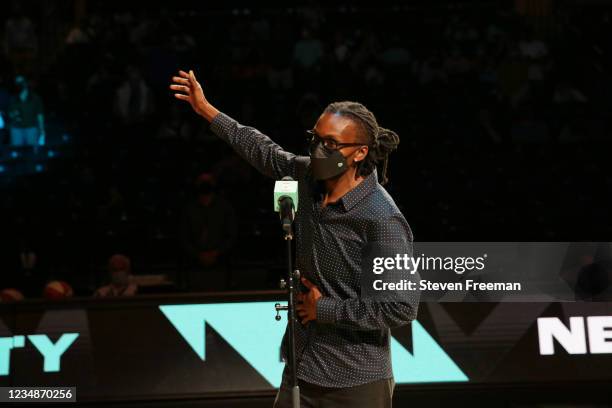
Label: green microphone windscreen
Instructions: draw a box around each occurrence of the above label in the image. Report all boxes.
[274,179,298,212]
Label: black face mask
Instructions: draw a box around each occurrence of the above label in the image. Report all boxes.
[310,142,349,180]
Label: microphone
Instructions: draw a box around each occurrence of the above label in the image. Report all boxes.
[274,176,299,234]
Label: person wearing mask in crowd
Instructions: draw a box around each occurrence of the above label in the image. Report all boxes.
[94,254,138,297]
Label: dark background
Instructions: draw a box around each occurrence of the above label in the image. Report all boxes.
[1,0,611,297]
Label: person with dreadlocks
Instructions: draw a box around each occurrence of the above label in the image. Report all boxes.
[171,70,419,408]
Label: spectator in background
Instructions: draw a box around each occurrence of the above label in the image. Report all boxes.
[94,254,138,297]
[12,218,45,298]
[519,34,548,60]
[8,75,45,153]
[180,173,237,292]
[0,73,9,145]
[113,65,155,125]
[65,20,91,45]
[18,241,39,296]
[553,80,588,105]
[293,28,323,70]
[552,80,588,141]
[4,3,38,73]
[155,103,193,141]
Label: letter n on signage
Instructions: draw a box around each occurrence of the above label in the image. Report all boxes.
[537,316,612,355]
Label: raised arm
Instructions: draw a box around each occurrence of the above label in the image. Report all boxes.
[170,70,300,179]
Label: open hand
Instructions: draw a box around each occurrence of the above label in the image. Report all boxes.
[170,70,212,119]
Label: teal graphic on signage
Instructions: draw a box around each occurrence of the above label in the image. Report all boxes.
[159,302,286,386]
[0,333,79,375]
[391,325,468,383]
[159,302,468,387]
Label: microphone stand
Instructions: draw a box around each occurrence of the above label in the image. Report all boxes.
[274,221,300,408]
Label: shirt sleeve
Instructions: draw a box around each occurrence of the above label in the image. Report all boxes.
[316,214,420,331]
[209,111,304,180]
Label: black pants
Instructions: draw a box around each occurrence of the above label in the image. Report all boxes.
[273,378,394,408]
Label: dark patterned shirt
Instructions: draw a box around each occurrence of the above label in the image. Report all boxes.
[210,112,419,388]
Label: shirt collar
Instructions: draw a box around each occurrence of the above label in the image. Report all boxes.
[338,169,378,212]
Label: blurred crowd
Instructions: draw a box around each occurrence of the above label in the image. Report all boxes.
[1,1,611,301]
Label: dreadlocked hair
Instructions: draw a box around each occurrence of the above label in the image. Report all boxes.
[323,101,400,185]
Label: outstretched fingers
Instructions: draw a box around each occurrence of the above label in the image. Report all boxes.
[172,76,190,85]
[172,69,202,106]
[170,84,190,93]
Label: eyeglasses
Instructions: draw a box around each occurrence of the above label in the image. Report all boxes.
[306,129,367,153]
